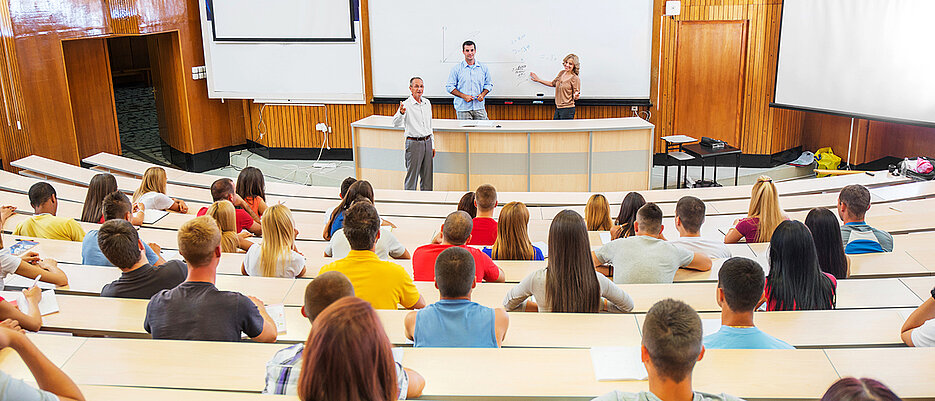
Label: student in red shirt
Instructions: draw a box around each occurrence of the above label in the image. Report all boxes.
[468,184,498,245]
[412,211,504,283]
[196,178,262,236]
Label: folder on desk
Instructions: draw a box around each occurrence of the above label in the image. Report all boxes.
[590,346,648,381]
[143,210,169,224]
[3,275,56,291]
[266,304,287,334]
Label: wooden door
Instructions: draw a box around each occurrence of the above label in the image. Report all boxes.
[62,38,121,159]
[673,21,748,147]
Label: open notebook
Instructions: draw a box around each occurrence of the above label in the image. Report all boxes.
[590,347,648,381]
[0,289,59,315]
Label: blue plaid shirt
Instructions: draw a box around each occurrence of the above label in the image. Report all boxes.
[263,343,410,398]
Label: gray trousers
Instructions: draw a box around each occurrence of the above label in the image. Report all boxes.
[456,109,489,120]
[405,137,433,191]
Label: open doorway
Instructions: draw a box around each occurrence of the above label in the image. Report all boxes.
[106,36,173,166]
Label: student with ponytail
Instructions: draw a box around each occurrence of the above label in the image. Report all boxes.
[725,176,784,243]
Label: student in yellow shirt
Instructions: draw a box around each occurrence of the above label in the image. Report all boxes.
[318,201,425,310]
[13,183,84,242]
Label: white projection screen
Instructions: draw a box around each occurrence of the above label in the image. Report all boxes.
[774,0,935,127]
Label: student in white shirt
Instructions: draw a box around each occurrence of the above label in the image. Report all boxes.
[132,167,188,213]
[393,77,434,191]
[901,284,935,347]
[669,196,732,259]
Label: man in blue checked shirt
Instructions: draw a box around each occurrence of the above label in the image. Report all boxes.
[446,40,493,120]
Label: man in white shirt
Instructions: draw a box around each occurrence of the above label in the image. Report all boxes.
[670,196,732,259]
[393,77,434,191]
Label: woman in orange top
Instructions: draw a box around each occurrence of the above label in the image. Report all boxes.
[236,166,268,217]
[530,54,581,120]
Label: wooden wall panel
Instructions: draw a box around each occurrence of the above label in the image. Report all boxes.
[62,37,121,159]
[803,111,935,165]
[0,0,28,170]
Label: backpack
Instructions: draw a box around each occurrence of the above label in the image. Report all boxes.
[893,157,935,181]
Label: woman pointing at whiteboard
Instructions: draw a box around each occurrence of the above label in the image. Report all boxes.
[530,54,581,120]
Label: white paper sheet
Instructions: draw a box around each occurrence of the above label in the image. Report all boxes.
[599,232,612,245]
[3,275,56,290]
[0,289,59,315]
[265,304,287,333]
[143,209,169,224]
[590,346,648,381]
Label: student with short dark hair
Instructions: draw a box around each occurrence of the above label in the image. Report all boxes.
[405,247,509,347]
[196,178,261,235]
[594,203,711,284]
[805,207,850,278]
[97,219,187,299]
[820,377,902,401]
[704,257,793,349]
[838,184,893,254]
[326,199,409,260]
[144,216,277,342]
[0,205,68,288]
[670,196,731,259]
[319,202,426,310]
[413,211,504,283]
[264,271,366,395]
[504,210,633,313]
[469,184,498,245]
[82,191,165,267]
[593,299,742,401]
[765,220,837,311]
[297,297,425,400]
[13,182,85,241]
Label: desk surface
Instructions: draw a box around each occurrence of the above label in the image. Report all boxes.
[78,385,292,401]
[825,348,935,399]
[352,115,656,133]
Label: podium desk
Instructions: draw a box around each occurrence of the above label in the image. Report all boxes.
[352,116,655,192]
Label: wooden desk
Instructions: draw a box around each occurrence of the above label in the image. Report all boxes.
[402,348,839,399]
[0,334,86,381]
[637,308,910,348]
[44,295,150,338]
[60,337,280,392]
[79,385,292,401]
[825,348,935,399]
[900,276,935,301]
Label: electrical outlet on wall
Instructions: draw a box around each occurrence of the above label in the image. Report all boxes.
[665,1,681,16]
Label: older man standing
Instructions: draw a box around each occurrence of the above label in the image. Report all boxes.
[446,40,493,120]
[393,77,434,191]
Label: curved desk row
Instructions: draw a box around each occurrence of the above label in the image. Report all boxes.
[351,116,655,192]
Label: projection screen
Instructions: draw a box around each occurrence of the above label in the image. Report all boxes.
[773,0,935,127]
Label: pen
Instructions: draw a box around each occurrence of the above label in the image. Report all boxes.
[31,274,41,288]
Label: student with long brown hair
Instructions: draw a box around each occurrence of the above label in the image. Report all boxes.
[205,200,254,253]
[324,180,375,240]
[483,202,544,261]
[236,166,268,217]
[132,167,188,213]
[585,194,613,231]
[611,192,645,239]
[503,210,633,313]
[81,173,136,224]
[297,296,425,400]
[725,175,784,243]
[243,204,306,278]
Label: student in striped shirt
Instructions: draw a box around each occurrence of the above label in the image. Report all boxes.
[838,184,893,254]
[263,271,424,398]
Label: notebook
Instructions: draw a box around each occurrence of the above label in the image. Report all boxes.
[266,304,287,334]
[0,289,59,315]
[590,346,648,381]
[3,275,56,290]
[143,209,169,224]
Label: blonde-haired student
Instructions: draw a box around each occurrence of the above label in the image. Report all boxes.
[205,201,253,253]
[132,167,188,213]
[242,204,306,278]
[724,176,784,243]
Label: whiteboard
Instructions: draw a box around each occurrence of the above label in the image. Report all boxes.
[199,0,365,103]
[369,0,653,101]
[210,0,354,41]
[774,0,935,126]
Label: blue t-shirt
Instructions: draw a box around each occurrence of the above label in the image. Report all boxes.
[414,299,497,348]
[82,229,159,267]
[328,210,345,237]
[481,245,545,261]
[703,326,794,349]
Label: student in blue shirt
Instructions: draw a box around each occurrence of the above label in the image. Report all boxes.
[704,257,794,350]
[82,192,165,268]
[837,184,893,254]
[446,40,493,120]
[405,246,509,347]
